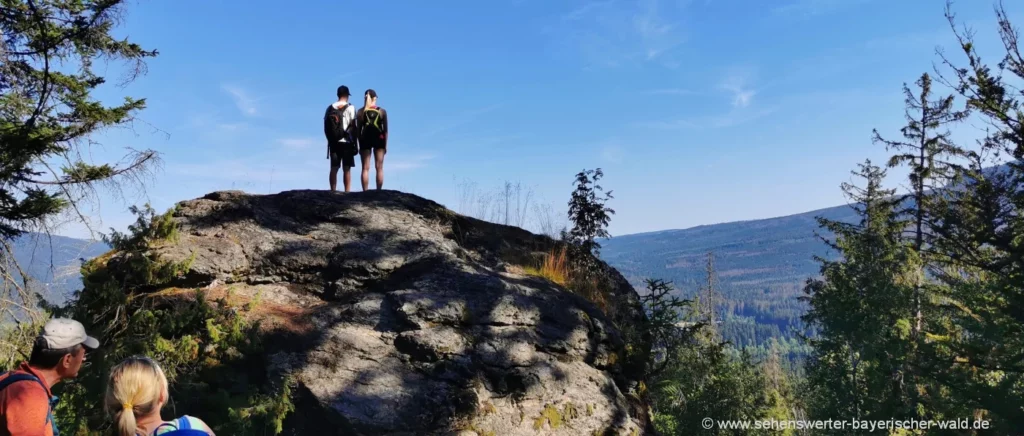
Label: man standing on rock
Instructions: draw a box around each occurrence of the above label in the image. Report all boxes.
[0,318,99,436]
[324,85,358,192]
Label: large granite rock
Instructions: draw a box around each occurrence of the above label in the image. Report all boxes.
[151,189,650,435]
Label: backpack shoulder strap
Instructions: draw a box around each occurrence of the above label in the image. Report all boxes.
[0,372,47,393]
[0,372,57,433]
[177,416,193,429]
[152,417,207,436]
[151,416,189,434]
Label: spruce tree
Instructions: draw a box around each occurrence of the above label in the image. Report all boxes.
[565,168,614,258]
[871,72,969,338]
[801,160,919,424]
[1,1,159,314]
[919,2,1024,429]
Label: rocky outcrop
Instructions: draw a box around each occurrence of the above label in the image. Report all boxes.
[151,189,650,435]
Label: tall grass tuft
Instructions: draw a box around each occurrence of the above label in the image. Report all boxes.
[524,246,569,286]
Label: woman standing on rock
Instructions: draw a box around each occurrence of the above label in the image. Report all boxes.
[105,356,215,435]
[356,89,389,191]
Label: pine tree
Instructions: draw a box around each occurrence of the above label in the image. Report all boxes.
[1,1,159,317]
[565,168,614,258]
[801,160,919,424]
[917,2,1024,429]
[872,72,969,339]
[638,278,692,379]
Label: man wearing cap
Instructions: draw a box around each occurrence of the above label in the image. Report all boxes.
[325,85,358,192]
[0,318,99,436]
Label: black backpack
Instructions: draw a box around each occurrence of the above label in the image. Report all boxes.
[360,107,385,142]
[324,104,350,143]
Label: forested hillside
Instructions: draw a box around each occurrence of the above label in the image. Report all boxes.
[601,203,860,364]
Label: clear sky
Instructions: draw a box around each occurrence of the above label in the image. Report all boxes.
[57,0,1020,240]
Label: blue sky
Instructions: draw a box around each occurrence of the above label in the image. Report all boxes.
[58,0,1019,240]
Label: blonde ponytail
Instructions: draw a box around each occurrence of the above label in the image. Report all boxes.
[105,356,170,436]
[115,405,138,436]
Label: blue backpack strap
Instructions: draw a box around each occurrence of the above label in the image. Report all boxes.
[0,372,43,391]
[0,372,58,435]
[151,416,207,435]
[177,416,192,429]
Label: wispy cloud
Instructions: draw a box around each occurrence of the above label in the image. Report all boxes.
[719,70,757,108]
[278,137,317,150]
[723,85,755,108]
[551,0,688,68]
[221,84,259,117]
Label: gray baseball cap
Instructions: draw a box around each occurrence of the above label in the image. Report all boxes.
[40,318,99,350]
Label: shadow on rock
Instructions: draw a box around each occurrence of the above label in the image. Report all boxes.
[157,189,649,435]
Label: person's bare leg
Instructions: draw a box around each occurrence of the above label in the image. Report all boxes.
[343,167,353,192]
[360,150,372,191]
[329,166,339,191]
[374,148,386,190]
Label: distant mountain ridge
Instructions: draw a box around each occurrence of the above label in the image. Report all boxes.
[9,233,110,306]
[602,202,857,291]
[601,201,864,359]
[600,162,1015,355]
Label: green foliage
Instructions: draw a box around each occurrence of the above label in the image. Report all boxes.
[102,203,179,251]
[798,3,1024,432]
[37,205,294,435]
[0,0,159,240]
[642,260,783,435]
[636,278,694,378]
[0,0,162,328]
[801,161,922,424]
[0,317,47,370]
[651,341,777,435]
[564,168,615,278]
[565,168,615,255]
[558,168,624,333]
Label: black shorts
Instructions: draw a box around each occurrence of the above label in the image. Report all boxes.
[359,138,386,154]
[330,142,356,169]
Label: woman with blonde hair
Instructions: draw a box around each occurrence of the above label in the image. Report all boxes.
[104,356,215,436]
[356,88,389,191]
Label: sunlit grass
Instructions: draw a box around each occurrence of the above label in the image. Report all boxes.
[523,246,569,286]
